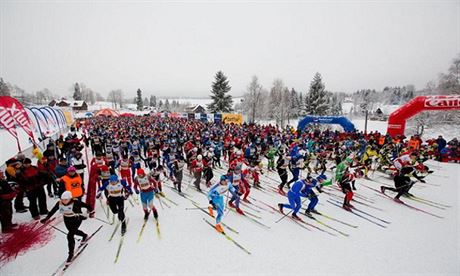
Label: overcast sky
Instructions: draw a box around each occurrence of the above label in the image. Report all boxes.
[1,0,459,98]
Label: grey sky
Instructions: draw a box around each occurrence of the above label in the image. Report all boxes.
[1,0,459,98]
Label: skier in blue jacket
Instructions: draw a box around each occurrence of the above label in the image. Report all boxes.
[278,177,311,220]
[207,175,236,233]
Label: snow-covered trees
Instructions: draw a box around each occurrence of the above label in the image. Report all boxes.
[150,95,157,107]
[207,71,233,113]
[136,89,143,110]
[242,76,264,123]
[108,89,123,109]
[73,83,82,100]
[268,79,290,127]
[304,72,329,116]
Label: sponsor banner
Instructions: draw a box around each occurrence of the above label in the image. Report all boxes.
[0,96,35,140]
[222,113,243,125]
[424,95,460,108]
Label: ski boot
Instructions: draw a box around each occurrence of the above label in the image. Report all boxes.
[144,211,150,220]
[292,213,302,221]
[304,209,314,218]
[208,205,215,217]
[236,208,244,215]
[229,201,236,208]
[121,220,127,235]
[380,186,386,194]
[278,203,284,214]
[215,223,224,233]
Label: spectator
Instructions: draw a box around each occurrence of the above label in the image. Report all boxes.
[19,158,50,220]
[0,169,18,233]
[5,158,28,213]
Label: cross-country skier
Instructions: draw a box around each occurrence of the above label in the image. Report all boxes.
[278,176,315,221]
[133,169,159,220]
[96,175,132,234]
[207,175,236,233]
[41,191,94,264]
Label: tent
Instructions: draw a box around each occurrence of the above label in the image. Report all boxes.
[297,116,356,132]
[94,108,119,117]
[85,111,94,117]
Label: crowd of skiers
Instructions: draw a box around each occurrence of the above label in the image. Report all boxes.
[1,115,457,262]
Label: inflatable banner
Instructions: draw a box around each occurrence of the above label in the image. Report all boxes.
[387,95,460,136]
[222,113,243,125]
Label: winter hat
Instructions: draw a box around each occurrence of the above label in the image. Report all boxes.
[109,174,119,182]
[67,166,77,173]
[220,175,227,181]
[61,191,72,200]
[137,168,145,175]
[24,158,32,164]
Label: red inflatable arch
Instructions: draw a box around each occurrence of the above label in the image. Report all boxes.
[387,95,460,136]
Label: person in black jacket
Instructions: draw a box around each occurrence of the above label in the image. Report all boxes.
[41,191,94,264]
[0,169,18,233]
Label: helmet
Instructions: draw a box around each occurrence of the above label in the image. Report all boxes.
[61,191,72,200]
[67,166,77,173]
[109,175,118,182]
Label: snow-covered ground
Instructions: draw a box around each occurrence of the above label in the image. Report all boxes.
[2,147,459,275]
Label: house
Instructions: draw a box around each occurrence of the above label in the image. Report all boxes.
[184,105,206,114]
[49,99,88,111]
[71,100,88,111]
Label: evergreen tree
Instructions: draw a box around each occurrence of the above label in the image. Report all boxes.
[0,78,11,96]
[150,95,156,107]
[158,100,163,109]
[207,71,233,113]
[165,99,170,110]
[136,89,143,110]
[331,93,343,115]
[305,73,329,115]
[73,82,82,100]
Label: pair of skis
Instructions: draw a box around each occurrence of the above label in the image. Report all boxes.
[327,199,390,228]
[51,225,103,276]
[137,215,161,242]
[203,218,251,255]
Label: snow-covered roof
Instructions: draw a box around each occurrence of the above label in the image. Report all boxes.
[72,100,86,107]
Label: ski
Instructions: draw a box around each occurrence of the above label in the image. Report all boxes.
[363,185,444,219]
[52,225,103,276]
[137,219,148,243]
[232,208,270,229]
[154,217,161,239]
[301,208,358,228]
[108,220,121,242]
[403,195,446,210]
[323,191,383,211]
[327,200,387,228]
[301,213,349,237]
[228,206,262,219]
[191,202,239,234]
[405,194,451,208]
[330,198,391,224]
[238,200,262,213]
[114,218,129,263]
[160,194,179,206]
[203,218,251,255]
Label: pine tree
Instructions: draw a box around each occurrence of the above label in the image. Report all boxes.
[331,93,342,115]
[305,73,329,116]
[150,95,156,107]
[165,99,170,110]
[73,83,82,100]
[207,71,233,113]
[136,89,143,110]
[0,78,11,96]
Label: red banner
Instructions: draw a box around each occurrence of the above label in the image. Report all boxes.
[0,96,35,141]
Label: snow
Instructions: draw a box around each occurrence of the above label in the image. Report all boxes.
[2,146,459,276]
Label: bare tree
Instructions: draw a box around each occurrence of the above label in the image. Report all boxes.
[242,76,263,123]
